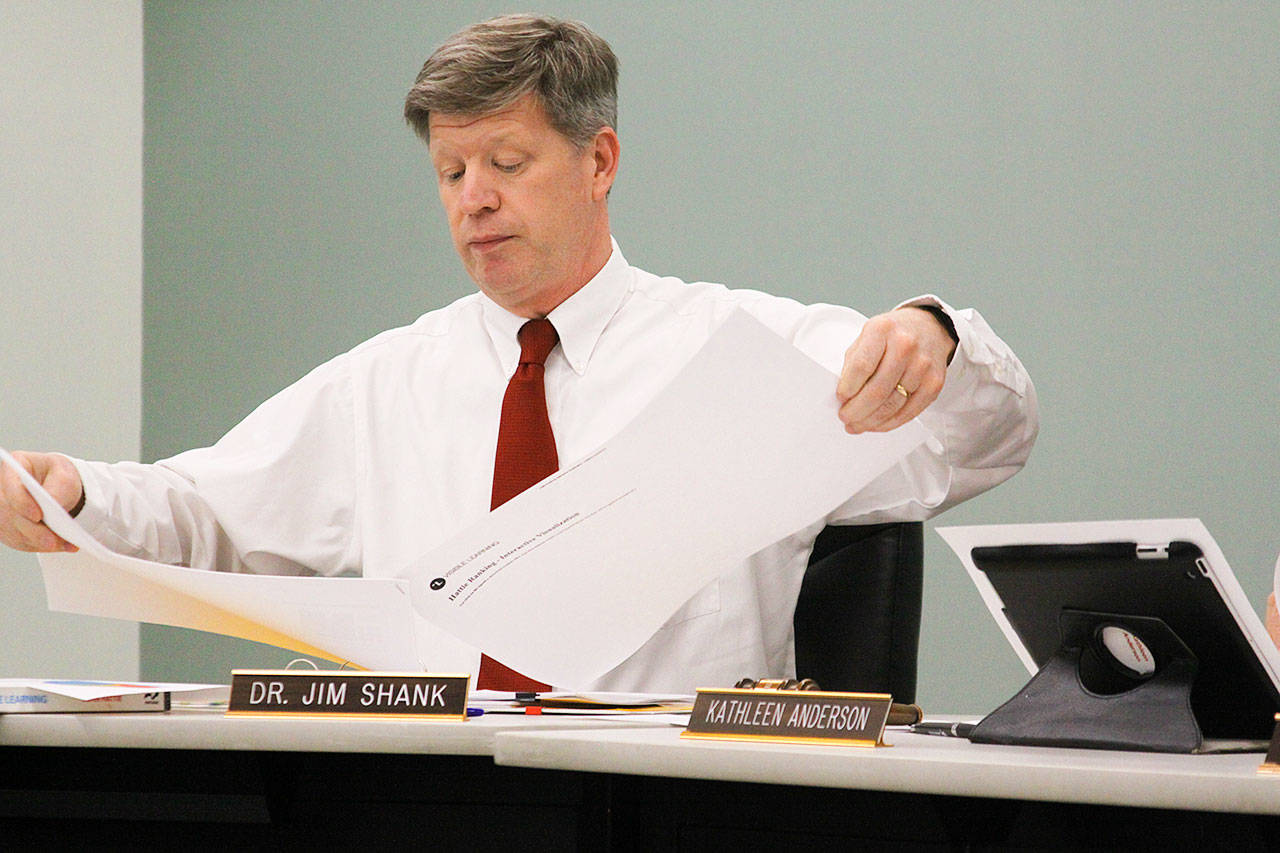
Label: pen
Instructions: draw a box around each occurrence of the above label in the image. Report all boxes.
[910,720,976,738]
[466,707,485,718]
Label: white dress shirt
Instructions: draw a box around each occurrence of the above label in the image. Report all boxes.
[73,240,1037,692]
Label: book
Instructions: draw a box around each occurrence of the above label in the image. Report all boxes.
[0,683,169,713]
[0,679,226,714]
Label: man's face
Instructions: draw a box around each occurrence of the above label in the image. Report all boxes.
[428,95,612,317]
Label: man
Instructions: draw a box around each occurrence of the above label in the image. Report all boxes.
[0,15,1037,692]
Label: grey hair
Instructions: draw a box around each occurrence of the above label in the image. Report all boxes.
[404,14,618,149]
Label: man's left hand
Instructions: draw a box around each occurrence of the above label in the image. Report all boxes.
[836,306,957,434]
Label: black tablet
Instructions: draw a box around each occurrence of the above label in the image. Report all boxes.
[940,521,1280,741]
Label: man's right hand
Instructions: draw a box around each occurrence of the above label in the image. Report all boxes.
[0,451,83,553]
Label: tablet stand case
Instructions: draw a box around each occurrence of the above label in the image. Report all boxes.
[969,609,1204,753]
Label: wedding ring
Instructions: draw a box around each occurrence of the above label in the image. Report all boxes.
[895,383,910,399]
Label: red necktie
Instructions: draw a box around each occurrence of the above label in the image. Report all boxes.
[476,318,559,692]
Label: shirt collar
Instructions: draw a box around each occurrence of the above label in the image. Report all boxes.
[481,238,632,376]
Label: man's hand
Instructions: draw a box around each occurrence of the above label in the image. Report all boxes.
[836,306,957,434]
[0,451,83,553]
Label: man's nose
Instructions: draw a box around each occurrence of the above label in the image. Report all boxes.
[458,170,499,216]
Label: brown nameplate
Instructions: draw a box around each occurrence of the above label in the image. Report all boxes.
[682,687,894,747]
[227,670,469,720]
[1259,714,1280,774]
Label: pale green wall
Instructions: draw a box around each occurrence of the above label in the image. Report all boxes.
[142,2,1280,712]
[0,0,142,679]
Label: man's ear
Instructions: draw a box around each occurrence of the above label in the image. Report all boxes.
[590,127,620,201]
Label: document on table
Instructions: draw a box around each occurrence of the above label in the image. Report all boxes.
[398,310,930,685]
[1,678,227,702]
[5,308,928,684]
[1,447,423,671]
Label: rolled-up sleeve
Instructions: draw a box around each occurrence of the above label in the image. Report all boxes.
[828,293,1038,522]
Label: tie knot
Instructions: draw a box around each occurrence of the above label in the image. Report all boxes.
[517,318,559,366]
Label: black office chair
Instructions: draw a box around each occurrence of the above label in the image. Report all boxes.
[792,522,924,703]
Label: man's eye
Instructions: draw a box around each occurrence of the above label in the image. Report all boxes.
[441,168,463,183]
[494,160,521,173]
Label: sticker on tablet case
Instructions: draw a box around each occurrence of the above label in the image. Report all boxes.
[1101,625,1156,676]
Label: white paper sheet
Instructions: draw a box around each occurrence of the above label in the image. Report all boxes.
[1,448,422,671]
[400,310,930,686]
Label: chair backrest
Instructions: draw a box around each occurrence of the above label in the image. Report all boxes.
[792,522,924,703]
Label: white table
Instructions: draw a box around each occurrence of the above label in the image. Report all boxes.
[0,708,668,847]
[3,711,1277,848]
[489,724,1280,847]
[494,724,1280,815]
[0,705,665,755]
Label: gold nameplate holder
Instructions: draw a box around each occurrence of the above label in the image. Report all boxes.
[227,670,470,720]
[682,678,921,748]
